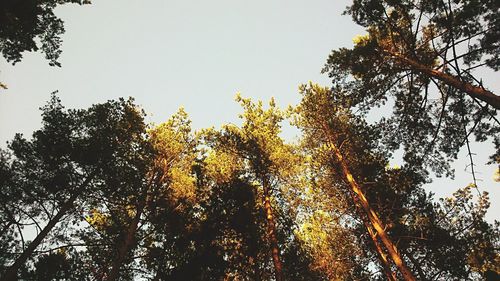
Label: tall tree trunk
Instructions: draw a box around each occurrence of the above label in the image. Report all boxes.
[320,125,416,281]
[327,141,416,281]
[1,174,95,281]
[262,178,283,281]
[360,215,397,281]
[107,199,146,281]
[387,51,500,109]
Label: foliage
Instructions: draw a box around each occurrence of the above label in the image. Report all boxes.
[2,63,499,281]
[0,92,498,279]
[323,0,500,176]
[292,83,499,280]
[1,1,499,279]
[0,0,90,66]
[0,94,154,280]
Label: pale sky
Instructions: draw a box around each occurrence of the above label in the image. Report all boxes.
[0,0,498,221]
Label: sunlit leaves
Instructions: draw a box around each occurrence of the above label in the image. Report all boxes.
[204,150,243,185]
[149,108,197,205]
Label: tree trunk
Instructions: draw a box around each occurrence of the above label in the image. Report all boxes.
[1,174,94,281]
[107,199,145,281]
[262,178,284,281]
[328,142,416,281]
[388,51,500,109]
[320,124,416,281]
[360,214,397,281]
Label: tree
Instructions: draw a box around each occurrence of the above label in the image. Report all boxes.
[202,95,308,281]
[323,0,499,176]
[0,94,153,280]
[2,89,497,280]
[293,83,417,280]
[359,164,499,280]
[431,185,499,280]
[293,82,499,280]
[0,0,90,66]
[72,108,200,281]
[131,108,198,280]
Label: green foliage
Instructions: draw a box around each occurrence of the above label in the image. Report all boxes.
[0,93,153,280]
[323,0,500,176]
[0,0,90,66]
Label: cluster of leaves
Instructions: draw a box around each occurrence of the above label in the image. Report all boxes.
[0,1,91,89]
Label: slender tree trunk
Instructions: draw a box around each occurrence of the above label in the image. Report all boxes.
[360,215,397,281]
[1,174,95,281]
[107,199,146,281]
[262,178,283,281]
[320,124,416,281]
[358,210,398,281]
[327,141,416,281]
[349,183,396,280]
[387,51,500,109]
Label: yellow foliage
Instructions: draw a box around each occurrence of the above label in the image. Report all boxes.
[85,208,111,231]
[169,166,196,202]
[204,150,242,184]
[149,108,198,205]
[352,33,371,46]
[295,210,354,280]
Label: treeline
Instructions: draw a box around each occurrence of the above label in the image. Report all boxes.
[0,87,498,280]
[1,0,499,280]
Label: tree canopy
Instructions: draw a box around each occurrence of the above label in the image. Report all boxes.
[323,0,499,177]
[1,0,499,280]
[0,92,497,280]
[0,0,90,66]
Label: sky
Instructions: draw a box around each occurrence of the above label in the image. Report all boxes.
[0,0,498,221]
